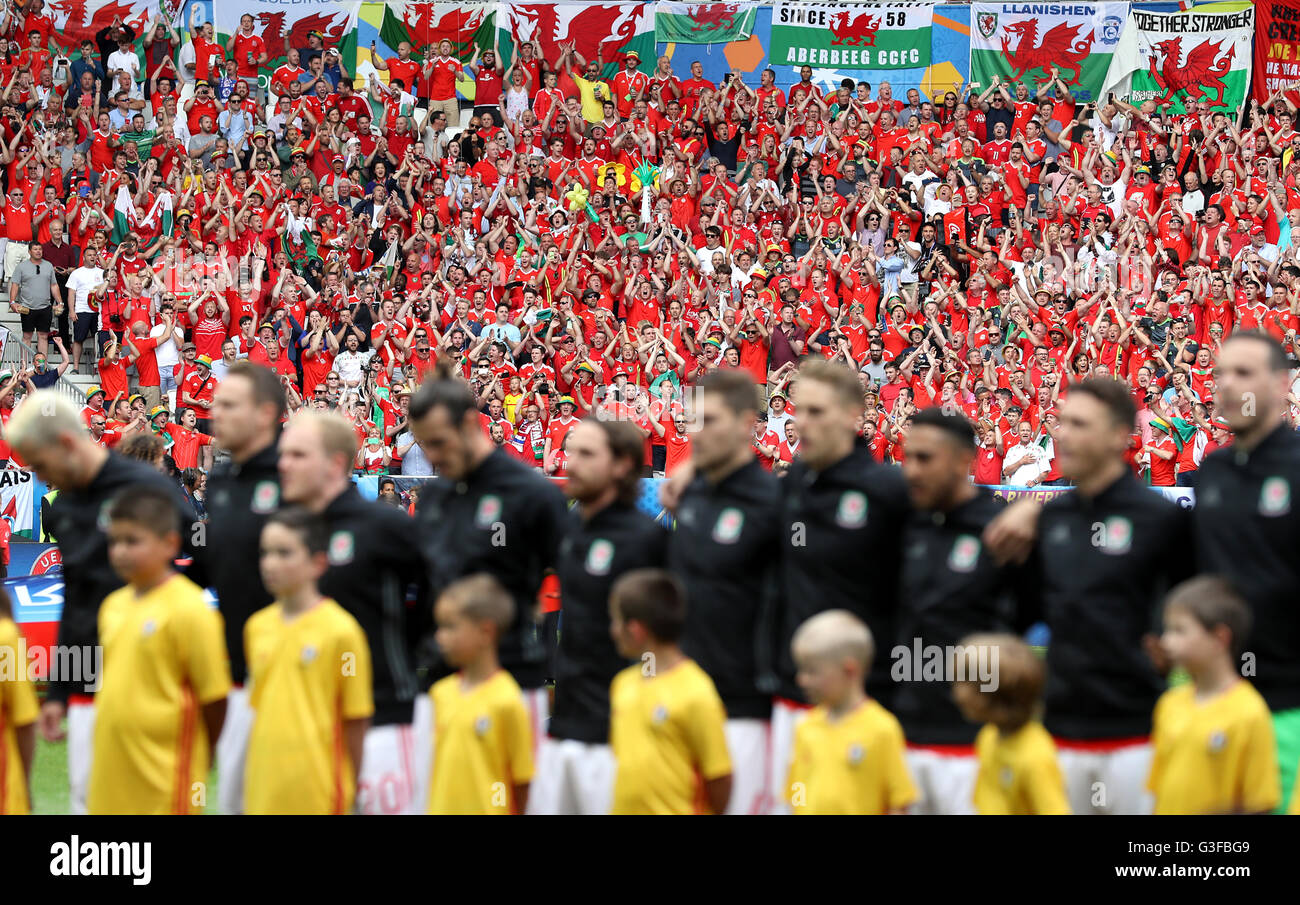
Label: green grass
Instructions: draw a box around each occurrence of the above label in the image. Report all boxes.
[31,736,221,814]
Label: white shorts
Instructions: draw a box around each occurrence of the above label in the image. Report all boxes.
[67,700,96,816]
[3,239,29,284]
[356,722,421,815]
[768,699,811,815]
[217,686,254,814]
[1056,740,1154,815]
[409,694,434,815]
[724,718,772,816]
[906,746,978,815]
[527,737,615,815]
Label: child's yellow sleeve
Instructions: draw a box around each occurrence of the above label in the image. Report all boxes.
[882,717,918,812]
[501,693,535,787]
[1146,695,1167,794]
[338,621,374,722]
[1239,710,1280,814]
[180,601,232,705]
[685,687,732,782]
[0,623,38,728]
[1023,751,1071,815]
[786,722,809,813]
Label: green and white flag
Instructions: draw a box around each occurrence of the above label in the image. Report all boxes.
[769,2,933,72]
[1100,1,1254,114]
[970,3,1129,102]
[112,185,136,246]
[378,3,495,60]
[140,191,174,238]
[655,3,757,45]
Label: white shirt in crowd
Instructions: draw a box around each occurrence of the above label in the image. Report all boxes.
[1005,439,1048,485]
[66,265,104,315]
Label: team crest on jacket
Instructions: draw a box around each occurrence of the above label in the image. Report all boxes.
[948,535,981,573]
[1102,516,1133,555]
[1208,731,1226,753]
[251,480,279,514]
[835,491,868,529]
[847,744,865,766]
[328,530,355,566]
[1259,477,1291,517]
[475,716,491,736]
[712,507,745,544]
[585,539,615,576]
[476,494,503,528]
[301,645,317,665]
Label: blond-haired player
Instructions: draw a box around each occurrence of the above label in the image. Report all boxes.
[954,633,1070,815]
[244,508,373,814]
[427,574,533,814]
[785,610,916,815]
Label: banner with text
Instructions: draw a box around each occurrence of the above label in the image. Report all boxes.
[768,1,933,101]
[1253,0,1300,104]
[0,469,36,540]
[970,2,1130,103]
[1101,1,1255,114]
[656,3,758,44]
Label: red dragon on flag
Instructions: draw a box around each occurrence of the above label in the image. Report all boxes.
[1147,38,1235,107]
[45,0,148,53]
[255,11,350,49]
[829,11,881,48]
[389,5,487,54]
[507,4,644,67]
[1000,20,1094,86]
[688,4,741,34]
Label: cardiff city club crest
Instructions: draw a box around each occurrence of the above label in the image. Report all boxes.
[1101,15,1123,45]
[978,11,998,40]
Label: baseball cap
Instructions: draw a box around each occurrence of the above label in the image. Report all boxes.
[182,341,197,352]
[1250,225,1265,236]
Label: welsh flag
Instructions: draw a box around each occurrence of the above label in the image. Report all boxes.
[111,185,136,246]
[214,0,362,72]
[378,3,496,60]
[497,3,655,77]
[655,3,757,45]
[141,191,173,237]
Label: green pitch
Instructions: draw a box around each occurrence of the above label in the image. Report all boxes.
[30,737,220,815]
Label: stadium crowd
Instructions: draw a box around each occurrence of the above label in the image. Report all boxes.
[0,2,1297,820]
[0,4,1291,481]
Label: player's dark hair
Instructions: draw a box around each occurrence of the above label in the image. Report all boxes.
[227,360,289,422]
[118,432,166,467]
[698,368,759,416]
[1224,330,1289,373]
[611,569,686,643]
[108,485,180,537]
[911,405,976,451]
[584,417,644,505]
[410,374,477,426]
[1071,377,1137,431]
[266,506,329,556]
[1164,576,1253,659]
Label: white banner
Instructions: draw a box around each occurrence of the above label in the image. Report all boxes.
[0,467,36,539]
